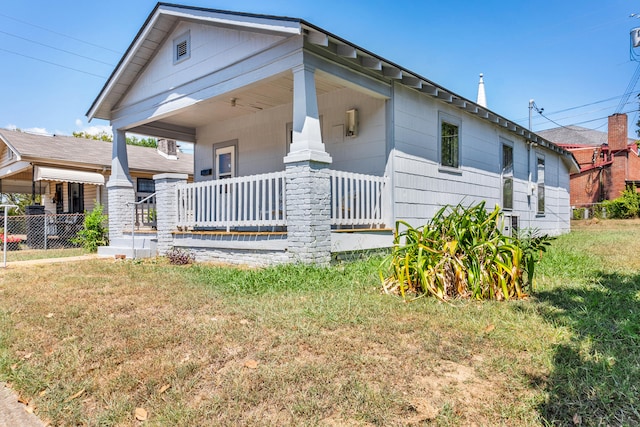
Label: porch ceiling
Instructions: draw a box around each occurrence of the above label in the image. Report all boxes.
[135,72,347,131]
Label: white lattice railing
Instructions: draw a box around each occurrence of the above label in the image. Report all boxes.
[329,170,385,227]
[176,171,286,231]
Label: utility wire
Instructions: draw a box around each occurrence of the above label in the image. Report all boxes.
[0,11,121,54]
[0,46,107,79]
[615,62,640,113]
[514,91,640,124]
[0,29,115,66]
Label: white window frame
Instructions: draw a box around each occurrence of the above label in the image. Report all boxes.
[173,31,191,65]
[438,112,461,170]
[501,139,514,211]
[536,155,545,215]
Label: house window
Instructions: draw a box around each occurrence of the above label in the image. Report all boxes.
[440,116,460,168]
[68,182,84,213]
[537,156,545,215]
[137,178,155,194]
[502,142,514,210]
[173,31,190,64]
[214,142,237,180]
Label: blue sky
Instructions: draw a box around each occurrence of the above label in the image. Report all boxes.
[1,0,638,138]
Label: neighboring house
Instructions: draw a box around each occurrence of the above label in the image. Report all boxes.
[87,3,578,265]
[539,113,640,207]
[0,129,193,215]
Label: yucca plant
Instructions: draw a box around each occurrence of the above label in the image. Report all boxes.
[380,202,552,301]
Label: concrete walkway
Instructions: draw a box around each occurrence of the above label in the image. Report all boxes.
[0,383,46,427]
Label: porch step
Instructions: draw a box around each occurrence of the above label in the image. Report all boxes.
[97,235,157,259]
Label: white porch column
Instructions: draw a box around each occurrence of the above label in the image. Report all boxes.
[106,128,134,239]
[284,64,332,164]
[284,64,332,265]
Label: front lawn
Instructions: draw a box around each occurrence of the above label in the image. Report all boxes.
[0,220,637,426]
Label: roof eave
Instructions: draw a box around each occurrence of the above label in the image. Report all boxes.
[87,3,302,122]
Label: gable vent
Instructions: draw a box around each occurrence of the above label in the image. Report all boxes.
[173,31,190,64]
[176,40,188,60]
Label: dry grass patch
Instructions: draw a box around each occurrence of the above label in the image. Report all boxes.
[0,255,574,425]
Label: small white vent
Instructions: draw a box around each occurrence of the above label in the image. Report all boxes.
[173,31,190,64]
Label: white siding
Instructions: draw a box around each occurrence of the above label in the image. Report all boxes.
[194,87,387,180]
[391,84,571,235]
[120,21,287,109]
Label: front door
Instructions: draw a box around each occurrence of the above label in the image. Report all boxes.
[68,182,84,213]
[215,145,235,180]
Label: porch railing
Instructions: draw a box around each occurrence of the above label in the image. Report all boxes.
[134,193,157,229]
[329,170,385,228]
[176,171,286,231]
[174,169,385,232]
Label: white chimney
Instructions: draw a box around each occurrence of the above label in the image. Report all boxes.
[476,73,487,108]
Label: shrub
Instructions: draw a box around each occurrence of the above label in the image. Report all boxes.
[602,186,640,219]
[166,248,195,265]
[72,203,108,252]
[379,202,553,301]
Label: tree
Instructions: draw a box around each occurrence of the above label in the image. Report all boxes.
[0,193,41,215]
[72,132,157,148]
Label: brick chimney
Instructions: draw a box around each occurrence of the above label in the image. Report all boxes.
[608,113,628,151]
[608,113,630,199]
[157,139,178,160]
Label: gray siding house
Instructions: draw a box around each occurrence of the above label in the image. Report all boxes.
[88,3,578,265]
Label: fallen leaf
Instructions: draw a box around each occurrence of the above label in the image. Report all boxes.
[158,384,170,394]
[22,352,33,360]
[244,359,259,369]
[38,389,47,397]
[573,413,582,425]
[24,405,34,414]
[239,319,250,325]
[64,388,85,403]
[45,313,54,318]
[484,324,496,334]
[135,407,148,421]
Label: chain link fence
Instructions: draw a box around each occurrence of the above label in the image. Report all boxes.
[1,213,85,252]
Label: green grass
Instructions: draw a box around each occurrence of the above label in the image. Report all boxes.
[0,221,638,425]
[1,247,88,262]
[534,223,640,425]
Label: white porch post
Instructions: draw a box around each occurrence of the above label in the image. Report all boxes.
[284,64,332,265]
[106,128,134,240]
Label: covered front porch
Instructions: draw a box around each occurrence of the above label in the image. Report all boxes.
[87,5,395,264]
[148,168,391,265]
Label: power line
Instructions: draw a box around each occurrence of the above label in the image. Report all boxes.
[0,29,115,66]
[0,46,107,79]
[615,62,640,112]
[513,91,640,124]
[0,11,121,55]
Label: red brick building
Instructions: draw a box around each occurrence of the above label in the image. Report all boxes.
[539,114,640,207]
